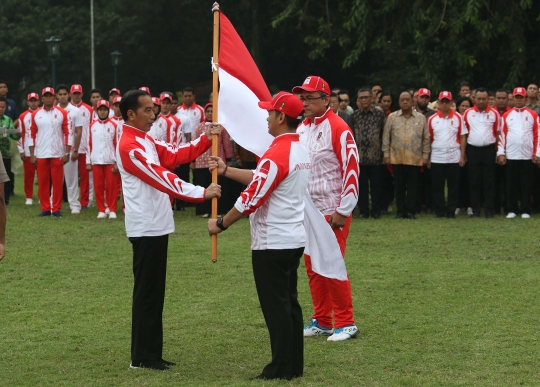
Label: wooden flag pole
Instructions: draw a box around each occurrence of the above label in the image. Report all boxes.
[211,2,220,262]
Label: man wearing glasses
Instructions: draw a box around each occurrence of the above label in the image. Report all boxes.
[293,76,360,342]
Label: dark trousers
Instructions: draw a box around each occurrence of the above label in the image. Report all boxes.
[3,158,11,204]
[358,164,383,216]
[505,159,532,214]
[129,234,169,362]
[417,167,433,212]
[530,164,540,212]
[466,144,496,214]
[494,163,506,214]
[252,248,304,380]
[431,163,460,216]
[174,164,191,209]
[193,168,235,215]
[392,164,420,215]
[458,165,470,208]
[380,165,394,211]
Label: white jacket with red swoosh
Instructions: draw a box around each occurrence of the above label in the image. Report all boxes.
[117,124,211,237]
[498,107,540,160]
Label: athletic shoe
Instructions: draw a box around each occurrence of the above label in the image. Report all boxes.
[455,208,460,215]
[52,211,62,218]
[327,324,360,342]
[130,361,169,371]
[108,212,117,219]
[71,209,80,214]
[105,207,110,214]
[467,207,473,216]
[38,211,51,217]
[506,212,517,219]
[303,318,334,337]
[25,198,33,205]
[97,212,107,219]
[521,213,531,219]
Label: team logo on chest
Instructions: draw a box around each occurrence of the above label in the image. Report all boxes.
[317,132,322,141]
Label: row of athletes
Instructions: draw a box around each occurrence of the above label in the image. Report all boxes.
[17,85,205,218]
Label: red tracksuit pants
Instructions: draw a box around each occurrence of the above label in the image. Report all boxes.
[79,153,90,207]
[304,214,354,329]
[37,158,63,212]
[23,157,37,199]
[92,164,118,213]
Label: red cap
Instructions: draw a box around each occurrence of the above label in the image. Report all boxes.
[42,87,55,96]
[418,88,431,97]
[160,93,172,102]
[513,87,527,97]
[70,84,83,94]
[292,76,330,94]
[27,92,39,101]
[258,91,304,119]
[438,91,453,101]
[113,96,122,104]
[97,100,110,109]
[109,88,121,96]
[152,97,161,106]
[139,87,151,95]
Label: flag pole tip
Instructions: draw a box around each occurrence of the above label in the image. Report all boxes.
[212,2,220,11]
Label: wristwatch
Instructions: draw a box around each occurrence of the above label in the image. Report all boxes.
[216,217,228,231]
[73,149,78,153]
[64,153,70,157]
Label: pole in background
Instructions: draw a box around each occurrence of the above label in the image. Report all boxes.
[111,51,123,88]
[90,0,95,88]
[45,36,61,88]
[211,2,220,262]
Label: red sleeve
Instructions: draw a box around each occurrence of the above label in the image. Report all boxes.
[428,115,435,144]
[197,104,205,123]
[532,111,539,157]
[29,109,39,141]
[61,109,69,145]
[153,132,212,170]
[111,121,118,150]
[492,109,500,138]
[463,109,470,132]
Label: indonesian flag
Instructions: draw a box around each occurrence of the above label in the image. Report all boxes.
[217,12,348,281]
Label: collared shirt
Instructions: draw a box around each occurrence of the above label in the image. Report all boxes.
[192,122,234,169]
[0,115,17,158]
[415,107,436,120]
[498,107,539,160]
[61,104,82,150]
[71,101,93,154]
[526,100,540,111]
[176,103,204,141]
[29,106,70,158]
[463,105,500,147]
[17,109,35,156]
[351,106,385,165]
[382,109,430,166]
[428,110,467,164]
[87,118,118,165]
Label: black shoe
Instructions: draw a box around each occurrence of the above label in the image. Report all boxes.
[52,211,62,218]
[38,211,51,217]
[130,361,169,371]
[371,213,380,219]
[356,213,369,219]
[447,213,456,219]
[472,212,480,218]
[160,359,176,366]
[485,212,494,219]
[396,213,404,219]
[407,213,416,219]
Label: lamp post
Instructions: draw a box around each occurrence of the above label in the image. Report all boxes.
[45,36,61,88]
[111,51,122,88]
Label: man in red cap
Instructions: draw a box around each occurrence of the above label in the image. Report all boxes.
[69,84,94,209]
[497,87,540,219]
[159,93,181,144]
[292,75,360,342]
[208,91,309,380]
[427,91,467,218]
[108,88,121,117]
[17,93,40,205]
[29,87,71,217]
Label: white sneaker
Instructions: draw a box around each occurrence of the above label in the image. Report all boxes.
[521,213,531,219]
[506,212,517,219]
[303,318,334,337]
[25,198,33,205]
[455,208,461,215]
[108,212,117,219]
[105,207,110,214]
[97,212,107,219]
[467,207,473,216]
[71,209,80,214]
[327,325,360,342]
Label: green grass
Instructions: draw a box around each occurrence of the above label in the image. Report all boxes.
[2,177,540,386]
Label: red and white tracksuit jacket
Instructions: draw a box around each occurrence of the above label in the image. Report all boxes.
[234,133,311,250]
[147,115,175,144]
[176,103,204,142]
[29,106,70,156]
[297,108,359,329]
[87,118,118,165]
[111,116,124,143]
[463,105,501,147]
[117,124,211,237]
[18,108,37,200]
[162,112,182,146]
[428,110,467,164]
[71,101,93,154]
[498,107,540,160]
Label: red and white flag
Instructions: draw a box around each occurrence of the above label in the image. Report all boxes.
[217,13,347,281]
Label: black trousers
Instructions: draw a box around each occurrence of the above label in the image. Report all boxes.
[2,158,11,204]
[431,163,460,216]
[417,167,433,212]
[458,165,470,208]
[392,164,420,215]
[129,234,169,362]
[358,164,383,216]
[380,165,394,211]
[466,144,496,214]
[505,159,532,214]
[252,248,304,380]
[192,168,235,215]
[494,163,506,214]
[529,164,540,212]
[174,163,191,209]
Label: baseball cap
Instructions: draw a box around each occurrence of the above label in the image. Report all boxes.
[513,87,527,97]
[152,97,161,106]
[27,92,39,101]
[109,88,121,96]
[258,91,304,119]
[42,87,55,96]
[160,93,172,102]
[418,88,431,97]
[70,84,83,94]
[113,96,122,104]
[292,76,330,94]
[139,87,151,95]
[97,100,110,109]
[438,91,453,101]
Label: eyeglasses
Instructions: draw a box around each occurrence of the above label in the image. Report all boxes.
[299,96,323,104]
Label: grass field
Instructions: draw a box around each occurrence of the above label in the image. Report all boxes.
[2,177,540,386]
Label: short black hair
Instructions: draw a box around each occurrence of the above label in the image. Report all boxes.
[357,87,372,97]
[495,89,508,95]
[0,80,6,86]
[120,90,148,121]
[90,88,102,97]
[0,96,6,103]
[337,89,349,96]
[273,110,301,130]
[488,91,495,97]
[380,90,392,99]
[56,84,69,93]
[330,92,338,98]
[183,87,195,94]
[476,87,489,95]
[460,81,471,88]
[456,97,473,110]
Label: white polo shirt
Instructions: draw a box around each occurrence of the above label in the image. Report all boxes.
[428,110,467,164]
